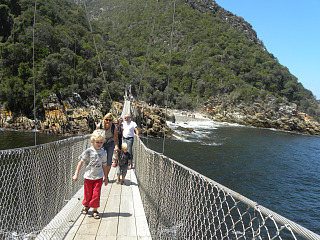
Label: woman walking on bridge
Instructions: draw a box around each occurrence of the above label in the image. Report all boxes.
[97,113,119,179]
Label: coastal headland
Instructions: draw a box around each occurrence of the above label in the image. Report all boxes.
[0,93,319,136]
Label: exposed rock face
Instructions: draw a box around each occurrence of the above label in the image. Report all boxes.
[41,93,104,135]
[0,94,174,138]
[177,126,194,133]
[202,95,320,135]
[129,102,174,138]
[0,93,104,135]
[2,92,319,136]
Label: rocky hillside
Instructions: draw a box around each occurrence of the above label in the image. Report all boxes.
[202,95,320,135]
[0,94,174,137]
[0,93,103,135]
[1,92,319,136]
[1,0,320,136]
[185,0,264,49]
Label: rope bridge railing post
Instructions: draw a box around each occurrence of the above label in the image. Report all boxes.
[133,137,320,240]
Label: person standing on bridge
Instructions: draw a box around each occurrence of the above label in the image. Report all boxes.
[122,114,138,168]
[116,142,132,185]
[72,129,108,219]
[115,118,123,150]
[96,113,119,179]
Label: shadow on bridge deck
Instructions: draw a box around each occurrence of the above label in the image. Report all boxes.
[64,167,151,240]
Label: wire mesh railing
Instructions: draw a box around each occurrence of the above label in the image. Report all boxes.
[0,135,91,240]
[1,134,320,239]
[133,137,320,240]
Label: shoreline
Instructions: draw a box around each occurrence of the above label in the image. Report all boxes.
[1,100,320,138]
[170,108,320,137]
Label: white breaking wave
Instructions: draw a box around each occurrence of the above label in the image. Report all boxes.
[168,112,224,145]
[200,141,222,146]
[171,134,192,142]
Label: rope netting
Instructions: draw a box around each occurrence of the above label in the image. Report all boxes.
[1,134,320,239]
[133,137,320,240]
[0,135,91,240]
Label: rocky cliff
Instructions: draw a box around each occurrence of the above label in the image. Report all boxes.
[129,102,175,138]
[0,93,104,135]
[201,95,320,135]
[0,93,174,138]
[1,92,319,136]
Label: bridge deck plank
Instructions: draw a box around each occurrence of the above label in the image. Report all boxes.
[64,167,151,240]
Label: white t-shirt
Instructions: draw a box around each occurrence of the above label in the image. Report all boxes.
[122,121,137,138]
[79,147,107,180]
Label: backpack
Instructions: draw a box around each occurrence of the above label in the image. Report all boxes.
[118,150,130,167]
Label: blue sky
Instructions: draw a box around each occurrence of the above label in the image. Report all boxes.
[215,0,320,99]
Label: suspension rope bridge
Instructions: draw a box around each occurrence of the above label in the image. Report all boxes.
[1,105,320,239]
[5,0,319,238]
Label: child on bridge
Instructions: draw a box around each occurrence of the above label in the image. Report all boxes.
[72,129,108,219]
[116,142,132,185]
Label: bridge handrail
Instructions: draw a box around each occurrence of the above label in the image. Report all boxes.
[0,135,91,239]
[1,134,319,239]
[133,137,320,240]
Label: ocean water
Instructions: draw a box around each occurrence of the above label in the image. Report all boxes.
[142,112,320,235]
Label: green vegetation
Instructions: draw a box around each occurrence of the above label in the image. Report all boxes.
[0,0,117,118]
[0,0,319,121]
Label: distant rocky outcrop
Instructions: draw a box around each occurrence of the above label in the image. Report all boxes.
[177,126,194,133]
[0,93,104,135]
[1,92,319,136]
[202,95,320,135]
[128,102,174,138]
[0,93,174,138]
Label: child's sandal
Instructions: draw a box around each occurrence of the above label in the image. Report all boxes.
[93,211,100,219]
[82,206,89,214]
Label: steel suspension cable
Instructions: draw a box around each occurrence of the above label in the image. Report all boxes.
[162,0,176,154]
[137,0,160,100]
[73,2,80,87]
[83,0,112,103]
[136,0,160,148]
[32,0,38,146]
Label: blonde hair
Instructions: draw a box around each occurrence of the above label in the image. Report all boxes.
[91,129,106,142]
[103,113,113,121]
[121,142,128,149]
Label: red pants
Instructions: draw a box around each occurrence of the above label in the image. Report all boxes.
[83,178,103,208]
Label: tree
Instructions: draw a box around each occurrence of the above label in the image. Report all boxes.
[0,4,13,42]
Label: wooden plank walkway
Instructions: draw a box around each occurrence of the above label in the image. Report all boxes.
[64,166,152,240]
